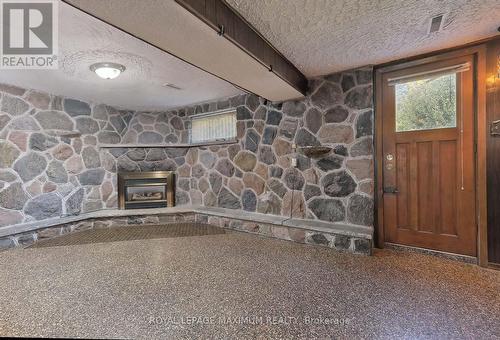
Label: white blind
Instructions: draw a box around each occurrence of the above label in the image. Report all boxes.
[190,110,236,143]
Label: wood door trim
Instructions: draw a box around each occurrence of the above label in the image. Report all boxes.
[374,45,488,266]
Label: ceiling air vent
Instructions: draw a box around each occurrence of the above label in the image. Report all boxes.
[428,14,444,34]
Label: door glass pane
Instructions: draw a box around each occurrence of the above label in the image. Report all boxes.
[395,73,457,132]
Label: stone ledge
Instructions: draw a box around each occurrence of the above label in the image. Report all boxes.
[0,206,373,255]
[0,206,373,240]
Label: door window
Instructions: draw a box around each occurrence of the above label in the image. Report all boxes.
[395,73,457,132]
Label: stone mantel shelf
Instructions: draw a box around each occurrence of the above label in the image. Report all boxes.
[98,140,238,149]
[0,205,373,240]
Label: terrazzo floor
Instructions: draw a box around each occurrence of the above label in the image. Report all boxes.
[0,228,499,339]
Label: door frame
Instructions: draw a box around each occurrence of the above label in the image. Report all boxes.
[374,45,488,266]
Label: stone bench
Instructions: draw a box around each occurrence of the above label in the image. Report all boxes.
[0,206,373,255]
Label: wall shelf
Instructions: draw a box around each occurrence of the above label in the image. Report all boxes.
[98,139,238,149]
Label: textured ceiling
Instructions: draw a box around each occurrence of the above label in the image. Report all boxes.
[0,2,242,110]
[225,0,500,76]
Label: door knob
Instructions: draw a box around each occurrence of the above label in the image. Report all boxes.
[383,186,399,194]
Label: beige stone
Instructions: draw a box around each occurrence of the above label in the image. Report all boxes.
[228,178,244,196]
[8,131,28,151]
[282,191,306,218]
[186,148,198,165]
[255,163,268,180]
[359,180,374,196]
[243,173,265,195]
[52,144,73,161]
[65,155,84,174]
[346,159,373,180]
[273,138,292,156]
[318,124,354,144]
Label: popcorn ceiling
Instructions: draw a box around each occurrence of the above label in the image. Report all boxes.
[226,0,500,76]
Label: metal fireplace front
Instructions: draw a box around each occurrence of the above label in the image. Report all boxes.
[118,171,175,209]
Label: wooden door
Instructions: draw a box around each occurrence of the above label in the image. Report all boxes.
[381,55,477,256]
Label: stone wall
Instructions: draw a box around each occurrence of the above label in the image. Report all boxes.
[0,66,374,229]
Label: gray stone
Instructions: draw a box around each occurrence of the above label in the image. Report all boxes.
[304,184,321,201]
[347,194,374,226]
[350,138,373,157]
[296,154,311,171]
[266,110,282,125]
[199,152,217,168]
[282,101,306,117]
[311,82,342,109]
[233,151,257,171]
[0,170,17,182]
[354,239,371,254]
[0,237,15,249]
[334,235,351,250]
[64,98,91,116]
[324,73,341,83]
[325,106,349,123]
[109,148,128,158]
[215,159,235,177]
[176,191,190,205]
[236,106,253,120]
[305,108,322,134]
[34,110,74,131]
[283,168,305,190]
[279,118,298,139]
[0,114,11,131]
[109,116,126,134]
[46,161,68,183]
[257,192,281,215]
[203,191,217,207]
[92,104,108,120]
[333,145,348,156]
[316,155,343,171]
[97,131,121,144]
[245,129,260,153]
[82,147,101,168]
[126,149,146,161]
[322,170,357,197]
[0,183,29,209]
[246,95,260,112]
[262,126,277,145]
[295,128,320,147]
[268,178,287,197]
[13,152,47,182]
[258,146,276,165]
[24,192,62,220]
[218,187,241,209]
[341,74,356,92]
[242,189,257,212]
[0,141,20,168]
[76,117,100,134]
[308,233,330,246]
[29,133,57,151]
[269,166,283,178]
[9,116,40,131]
[78,169,105,185]
[165,134,178,143]
[345,86,372,110]
[178,178,190,191]
[191,164,205,178]
[165,148,188,158]
[356,110,373,138]
[254,107,266,121]
[355,69,372,85]
[169,116,184,130]
[66,188,84,215]
[230,94,246,107]
[308,198,345,222]
[1,94,29,116]
[209,172,223,194]
[117,158,140,172]
[146,149,166,161]
[138,131,163,144]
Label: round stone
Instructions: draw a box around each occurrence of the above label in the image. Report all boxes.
[13,152,47,182]
[233,151,257,172]
[283,168,305,190]
[322,170,357,197]
[308,198,345,222]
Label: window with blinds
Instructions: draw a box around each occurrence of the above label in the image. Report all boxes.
[190,109,237,143]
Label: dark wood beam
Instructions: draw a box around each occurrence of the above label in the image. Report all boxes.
[175,0,308,96]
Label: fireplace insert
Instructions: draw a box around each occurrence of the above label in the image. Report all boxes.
[118,171,175,209]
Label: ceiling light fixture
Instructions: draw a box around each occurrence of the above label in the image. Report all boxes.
[90,62,126,80]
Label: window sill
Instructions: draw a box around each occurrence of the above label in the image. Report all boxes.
[98,139,238,149]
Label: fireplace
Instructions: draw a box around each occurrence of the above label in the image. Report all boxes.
[118,171,175,209]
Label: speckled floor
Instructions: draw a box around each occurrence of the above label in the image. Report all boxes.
[0,229,499,339]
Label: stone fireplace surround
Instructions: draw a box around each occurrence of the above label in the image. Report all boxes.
[0,67,374,254]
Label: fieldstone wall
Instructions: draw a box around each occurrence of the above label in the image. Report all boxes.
[0,66,374,230]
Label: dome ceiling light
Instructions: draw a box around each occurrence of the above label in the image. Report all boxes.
[90,62,126,79]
